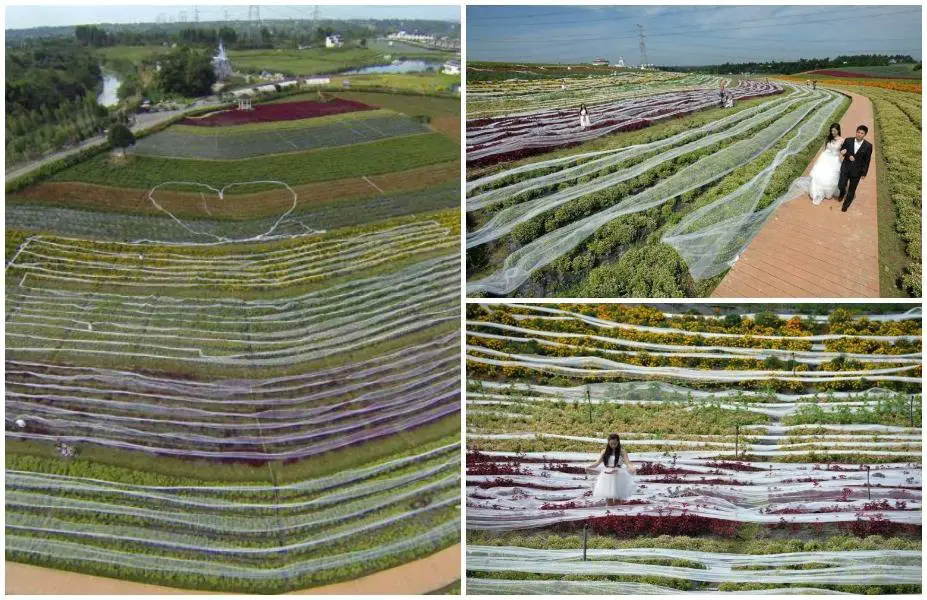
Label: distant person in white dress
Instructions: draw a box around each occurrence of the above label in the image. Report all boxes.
[579,103,591,128]
[586,433,637,505]
[809,123,843,205]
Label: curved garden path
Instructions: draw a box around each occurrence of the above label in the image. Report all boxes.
[713,89,879,298]
[4,544,460,595]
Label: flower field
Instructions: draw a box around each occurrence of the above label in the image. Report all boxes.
[466,82,848,297]
[132,113,431,160]
[466,79,781,167]
[5,91,461,593]
[466,68,721,119]
[779,74,921,94]
[465,303,922,594]
[182,97,374,126]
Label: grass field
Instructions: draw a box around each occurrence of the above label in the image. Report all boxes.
[231,44,454,76]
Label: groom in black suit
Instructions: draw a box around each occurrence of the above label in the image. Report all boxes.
[837,125,872,212]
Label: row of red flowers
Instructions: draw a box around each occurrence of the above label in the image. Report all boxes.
[182,98,374,127]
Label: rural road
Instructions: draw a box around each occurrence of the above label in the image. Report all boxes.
[5,101,222,184]
[714,88,879,297]
[4,544,461,595]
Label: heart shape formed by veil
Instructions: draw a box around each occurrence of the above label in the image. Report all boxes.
[147,180,317,244]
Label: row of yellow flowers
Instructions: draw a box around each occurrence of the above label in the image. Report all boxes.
[777,74,921,94]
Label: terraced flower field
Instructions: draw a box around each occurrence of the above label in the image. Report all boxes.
[465,303,922,594]
[5,90,461,593]
[466,74,855,298]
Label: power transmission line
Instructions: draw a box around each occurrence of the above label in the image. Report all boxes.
[637,24,647,68]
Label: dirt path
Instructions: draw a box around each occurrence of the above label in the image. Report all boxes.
[4,544,460,595]
[713,89,879,298]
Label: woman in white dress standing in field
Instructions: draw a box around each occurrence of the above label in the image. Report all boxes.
[586,433,637,505]
[809,123,843,205]
[579,103,591,128]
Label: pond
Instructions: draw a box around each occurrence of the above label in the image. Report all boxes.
[342,60,444,75]
[97,73,122,107]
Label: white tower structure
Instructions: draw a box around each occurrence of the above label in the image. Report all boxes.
[212,41,233,81]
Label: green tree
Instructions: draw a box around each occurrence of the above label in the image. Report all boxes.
[75,25,109,46]
[158,47,216,97]
[108,123,135,156]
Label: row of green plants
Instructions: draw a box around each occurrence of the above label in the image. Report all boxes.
[467,332,915,374]
[467,96,773,190]
[857,86,921,296]
[559,96,850,298]
[48,131,458,191]
[468,102,802,283]
[10,509,458,593]
[467,309,920,353]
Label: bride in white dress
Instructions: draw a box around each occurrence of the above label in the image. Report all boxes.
[586,433,637,506]
[809,123,843,205]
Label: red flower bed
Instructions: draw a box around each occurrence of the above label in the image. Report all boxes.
[467,462,530,476]
[588,511,741,537]
[840,513,921,537]
[705,460,765,472]
[636,461,700,476]
[182,98,375,127]
[544,461,588,475]
[471,477,586,491]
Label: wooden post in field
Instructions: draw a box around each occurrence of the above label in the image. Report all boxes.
[586,386,592,424]
[866,466,871,500]
[582,523,588,561]
[910,396,915,428]
[735,423,740,458]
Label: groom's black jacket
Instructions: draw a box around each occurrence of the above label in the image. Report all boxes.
[840,137,872,178]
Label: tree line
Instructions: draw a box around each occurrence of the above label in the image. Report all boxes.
[664,54,919,75]
[12,18,460,50]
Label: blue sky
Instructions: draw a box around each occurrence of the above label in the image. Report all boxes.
[468,5,922,65]
[5,5,460,30]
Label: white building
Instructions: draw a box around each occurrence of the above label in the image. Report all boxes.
[325,34,343,48]
[592,58,608,66]
[615,56,625,68]
[442,60,460,75]
[388,30,435,43]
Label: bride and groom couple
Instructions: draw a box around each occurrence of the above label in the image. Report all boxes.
[808,123,872,212]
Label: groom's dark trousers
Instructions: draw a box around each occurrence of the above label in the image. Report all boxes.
[837,136,872,212]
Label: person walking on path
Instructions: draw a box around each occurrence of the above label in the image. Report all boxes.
[837,124,872,212]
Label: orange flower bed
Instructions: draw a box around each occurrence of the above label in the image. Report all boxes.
[777,75,921,94]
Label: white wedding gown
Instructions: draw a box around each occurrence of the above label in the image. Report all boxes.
[591,454,636,500]
[809,139,842,205]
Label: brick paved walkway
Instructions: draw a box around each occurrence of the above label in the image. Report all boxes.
[712,90,879,298]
